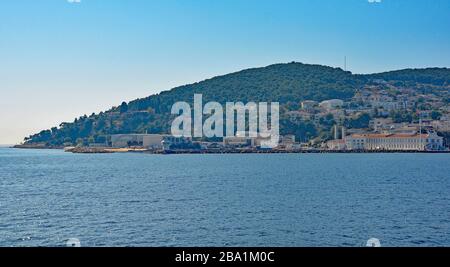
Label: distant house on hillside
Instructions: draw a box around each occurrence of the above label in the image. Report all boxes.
[301,100,318,111]
[319,99,344,110]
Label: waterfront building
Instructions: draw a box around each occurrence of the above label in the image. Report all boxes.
[111,134,167,149]
[326,139,346,150]
[223,136,255,148]
[200,142,224,150]
[344,132,444,151]
[223,134,295,150]
[111,134,191,150]
[278,135,296,150]
[143,134,166,149]
[111,134,146,148]
[280,135,295,145]
[162,136,193,151]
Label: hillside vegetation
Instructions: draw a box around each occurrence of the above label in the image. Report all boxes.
[23,62,450,146]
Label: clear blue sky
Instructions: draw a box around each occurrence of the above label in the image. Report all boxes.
[1,0,450,144]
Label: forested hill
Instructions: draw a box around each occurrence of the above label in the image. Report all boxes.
[366,68,450,87]
[23,62,450,146]
[126,62,362,112]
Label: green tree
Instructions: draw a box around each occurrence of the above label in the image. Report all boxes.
[390,110,413,123]
[88,136,95,144]
[76,138,84,146]
[344,113,371,129]
[120,102,128,113]
[431,110,442,120]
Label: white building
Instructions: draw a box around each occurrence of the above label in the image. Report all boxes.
[111,134,146,148]
[143,134,166,149]
[111,134,168,149]
[319,99,344,110]
[344,132,444,151]
[326,139,346,150]
[223,135,256,148]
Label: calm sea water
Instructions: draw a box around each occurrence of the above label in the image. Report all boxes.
[0,148,449,247]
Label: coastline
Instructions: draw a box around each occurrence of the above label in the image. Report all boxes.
[11,145,450,154]
[12,144,63,149]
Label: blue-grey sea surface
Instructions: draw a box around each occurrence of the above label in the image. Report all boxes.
[0,148,449,247]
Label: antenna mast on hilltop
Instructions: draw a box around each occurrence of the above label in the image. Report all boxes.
[344,56,347,72]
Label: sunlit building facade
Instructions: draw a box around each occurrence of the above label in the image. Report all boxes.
[344,132,444,151]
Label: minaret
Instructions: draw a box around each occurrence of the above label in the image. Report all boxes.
[342,127,346,140]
